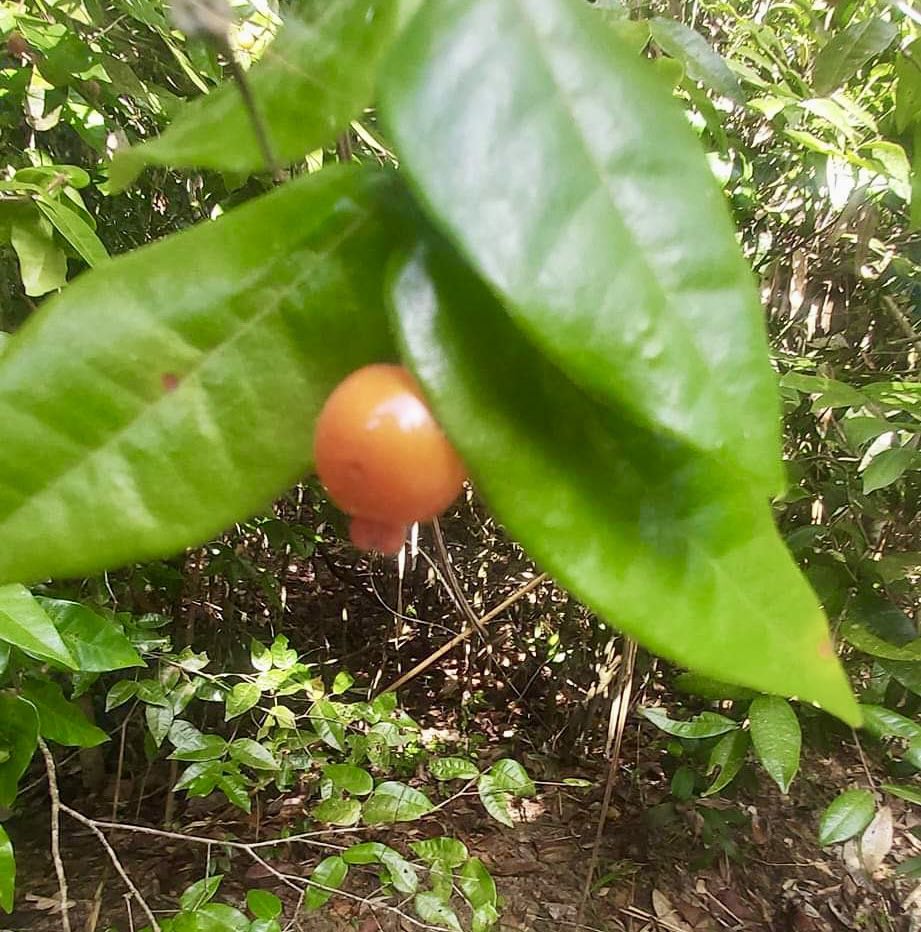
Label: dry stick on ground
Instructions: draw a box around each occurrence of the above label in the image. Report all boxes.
[59,809,442,931]
[578,637,638,918]
[379,571,549,696]
[38,739,72,932]
[61,806,161,932]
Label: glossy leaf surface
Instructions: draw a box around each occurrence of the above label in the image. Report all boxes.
[389,246,857,722]
[0,824,13,913]
[382,0,782,492]
[0,695,38,808]
[20,678,108,747]
[111,0,400,186]
[749,696,801,793]
[304,856,348,911]
[649,18,744,103]
[814,18,897,96]
[0,166,395,585]
[818,789,875,845]
[0,587,76,668]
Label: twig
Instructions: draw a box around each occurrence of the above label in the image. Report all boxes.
[578,638,637,918]
[38,739,72,932]
[881,296,921,360]
[379,572,549,695]
[61,805,161,932]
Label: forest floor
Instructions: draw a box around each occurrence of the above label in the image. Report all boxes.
[4,527,921,932]
[6,730,920,932]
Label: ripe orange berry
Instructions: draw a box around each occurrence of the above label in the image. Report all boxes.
[314,364,465,539]
[348,516,407,556]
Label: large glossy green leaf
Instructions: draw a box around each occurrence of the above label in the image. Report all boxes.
[0,587,76,668]
[304,855,348,911]
[813,17,897,96]
[818,789,875,845]
[413,892,462,932]
[409,836,468,868]
[389,245,858,723]
[459,858,497,909]
[896,41,921,134]
[340,842,417,894]
[862,446,916,494]
[748,696,801,794]
[38,599,142,671]
[111,0,400,187]
[312,797,361,826]
[362,781,432,824]
[649,18,744,103]
[0,824,13,913]
[477,773,513,827]
[642,707,738,739]
[488,759,535,797]
[381,0,782,493]
[704,729,750,796]
[0,165,395,585]
[34,196,108,268]
[840,618,921,661]
[9,210,67,297]
[429,756,480,780]
[323,763,373,796]
[0,694,39,807]
[20,678,107,747]
[859,704,921,740]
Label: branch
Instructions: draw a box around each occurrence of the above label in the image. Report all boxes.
[38,739,72,932]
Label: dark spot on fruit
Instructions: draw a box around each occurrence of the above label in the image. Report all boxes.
[161,372,180,392]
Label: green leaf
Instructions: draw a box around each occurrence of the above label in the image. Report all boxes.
[180,875,223,912]
[649,18,744,103]
[389,245,858,725]
[0,166,395,585]
[38,599,142,671]
[145,704,174,747]
[168,726,227,761]
[217,773,251,813]
[459,858,497,909]
[429,756,480,781]
[896,41,921,134]
[472,904,500,932]
[0,824,13,913]
[862,447,916,494]
[106,680,138,712]
[111,0,401,186]
[250,921,281,932]
[229,738,279,770]
[748,696,801,794]
[429,858,453,903]
[878,660,921,698]
[477,773,513,827]
[409,836,468,868]
[882,783,921,805]
[224,683,261,721]
[859,704,921,740]
[362,781,432,824]
[330,671,354,695]
[488,759,535,797]
[246,890,282,921]
[0,586,77,668]
[20,678,108,747]
[840,619,921,661]
[304,855,348,911]
[10,210,67,296]
[672,673,756,701]
[323,763,373,796]
[0,694,38,807]
[341,843,417,894]
[35,196,108,267]
[309,699,345,752]
[174,761,222,795]
[312,797,361,826]
[813,17,897,96]
[270,636,297,670]
[818,789,875,846]
[413,892,462,932]
[193,903,250,932]
[703,729,750,797]
[381,0,783,494]
[250,640,272,673]
[641,707,738,739]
